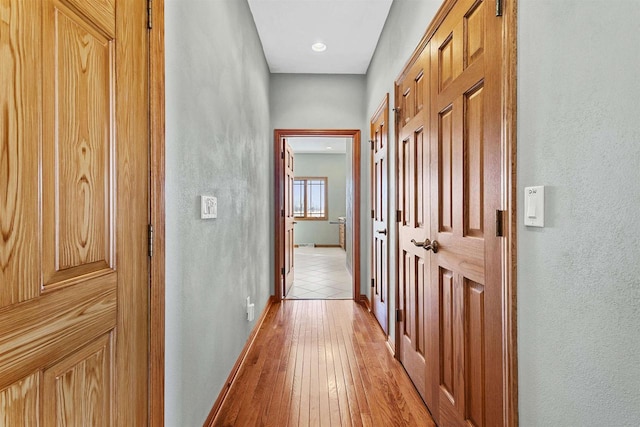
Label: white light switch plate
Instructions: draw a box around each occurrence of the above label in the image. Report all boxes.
[524,186,544,227]
[201,195,217,219]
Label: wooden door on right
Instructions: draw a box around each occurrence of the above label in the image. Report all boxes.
[396,0,506,425]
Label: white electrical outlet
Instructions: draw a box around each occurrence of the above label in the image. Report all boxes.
[246,296,255,321]
[200,195,217,219]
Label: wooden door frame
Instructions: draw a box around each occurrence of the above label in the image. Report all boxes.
[392,0,518,425]
[274,129,362,302]
[149,0,166,425]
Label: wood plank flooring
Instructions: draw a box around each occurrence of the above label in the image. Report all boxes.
[213,300,435,426]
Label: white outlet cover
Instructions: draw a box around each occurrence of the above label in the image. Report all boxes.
[524,186,544,227]
[201,195,217,219]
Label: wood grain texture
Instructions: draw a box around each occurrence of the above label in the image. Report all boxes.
[149,0,166,424]
[42,0,115,288]
[43,333,112,427]
[0,274,116,391]
[0,0,41,307]
[0,373,39,426]
[274,130,362,302]
[212,300,434,427]
[114,0,149,424]
[64,0,115,38]
[1,0,150,424]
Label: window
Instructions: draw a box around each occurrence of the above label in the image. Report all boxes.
[293,177,328,220]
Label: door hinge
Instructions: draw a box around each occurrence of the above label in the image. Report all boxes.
[369,139,375,150]
[148,224,154,257]
[281,267,285,275]
[496,0,503,16]
[396,309,403,322]
[496,210,505,237]
[371,278,375,288]
[147,0,153,29]
[392,107,401,124]
[396,210,402,223]
[281,209,285,217]
[371,209,375,219]
[281,151,285,159]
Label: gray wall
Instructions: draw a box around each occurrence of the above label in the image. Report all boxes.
[271,73,368,295]
[293,154,347,246]
[517,1,640,425]
[366,0,640,425]
[165,1,272,425]
[365,0,443,344]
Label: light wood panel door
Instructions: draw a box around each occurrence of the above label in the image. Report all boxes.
[396,47,432,405]
[370,95,389,334]
[0,0,150,424]
[283,138,295,294]
[428,0,504,425]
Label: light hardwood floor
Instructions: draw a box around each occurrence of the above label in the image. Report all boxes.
[213,300,435,426]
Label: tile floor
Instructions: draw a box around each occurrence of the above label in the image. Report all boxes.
[285,247,353,300]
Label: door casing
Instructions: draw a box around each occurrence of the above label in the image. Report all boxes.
[274,129,362,302]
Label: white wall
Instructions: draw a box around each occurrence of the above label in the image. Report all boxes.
[165,1,271,425]
[293,153,347,246]
[271,73,368,294]
[517,1,640,425]
[365,1,640,425]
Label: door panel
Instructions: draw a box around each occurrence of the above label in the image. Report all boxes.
[42,0,115,288]
[396,47,431,406]
[284,139,295,293]
[429,0,502,425]
[43,334,113,426]
[0,0,149,424]
[0,374,39,426]
[371,95,389,333]
[394,0,505,425]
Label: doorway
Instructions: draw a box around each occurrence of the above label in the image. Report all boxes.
[274,130,361,302]
[286,137,352,299]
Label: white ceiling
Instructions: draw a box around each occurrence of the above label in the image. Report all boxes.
[247,0,393,74]
[288,137,349,154]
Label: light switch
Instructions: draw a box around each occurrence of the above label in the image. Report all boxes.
[201,195,217,219]
[524,186,544,227]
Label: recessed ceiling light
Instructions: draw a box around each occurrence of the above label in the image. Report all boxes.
[326,146,333,150]
[312,42,327,52]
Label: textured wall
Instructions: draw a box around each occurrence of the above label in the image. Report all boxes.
[365,0,443,342]
[165,1,272,425]
[293,154,347,246]
[270,73,367,294]
[517,1,640,425]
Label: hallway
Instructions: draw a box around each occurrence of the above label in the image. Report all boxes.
[213,300,434,426]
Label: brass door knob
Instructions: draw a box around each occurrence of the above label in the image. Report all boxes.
[410,238,439,253]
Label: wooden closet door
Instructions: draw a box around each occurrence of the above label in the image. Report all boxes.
[371,94,389,334]
[283,139,295,294]
[0,0,150,424]
[395,46,432,406]
[428,0,504,425]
